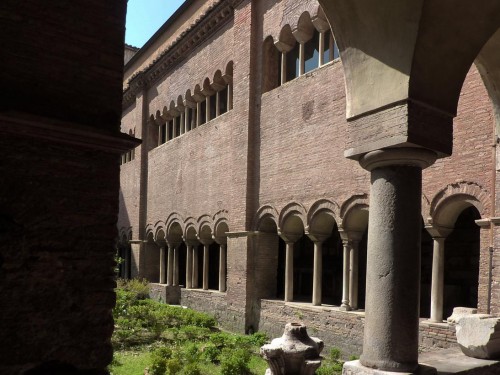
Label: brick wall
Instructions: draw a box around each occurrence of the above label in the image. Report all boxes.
[0,132,120,374]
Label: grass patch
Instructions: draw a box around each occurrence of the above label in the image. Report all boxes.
[110,279,268,375]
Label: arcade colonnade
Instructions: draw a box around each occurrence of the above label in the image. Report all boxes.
[316,0,500,373]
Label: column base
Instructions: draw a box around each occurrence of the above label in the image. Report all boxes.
[342,361,436,375]
[340,304,352,311]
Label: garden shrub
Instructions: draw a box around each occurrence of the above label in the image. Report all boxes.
[219,348,251,375]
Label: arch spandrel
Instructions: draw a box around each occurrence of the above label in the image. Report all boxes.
[307,199,340,236]
[254,205,279,232]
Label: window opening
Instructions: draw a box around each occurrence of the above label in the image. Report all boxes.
[219,86,228,115]
[304,31,320,73]
[286,42,300,82]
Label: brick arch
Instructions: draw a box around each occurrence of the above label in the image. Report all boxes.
[340,194,369,232]
[281,1,323,33]
[430,181,490,227]
[254,204,279,231]
[307,199,340,235]
[213,210,230,235]
[279,202,307,234]
[166,212,184,235]
[196,214,213,236]
[184,217,198,241]
[153,220,166,242]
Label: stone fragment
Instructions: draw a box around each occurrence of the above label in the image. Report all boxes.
[446,307,478,324]
[260,322,324,375]
[456,315,500,359]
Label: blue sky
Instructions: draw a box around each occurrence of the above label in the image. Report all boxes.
[125,0,185,48]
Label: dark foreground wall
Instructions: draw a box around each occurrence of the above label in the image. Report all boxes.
[0,1,133,373]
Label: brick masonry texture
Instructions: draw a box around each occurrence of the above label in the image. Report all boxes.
[119,0,500,357]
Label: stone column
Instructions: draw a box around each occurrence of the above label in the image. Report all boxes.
[206,96,211,122]
[340,237,351,311]
[173,243,180,286]
[185,242,193,289]
[219,244,227,292]
[184,106,190,132]
[359,148,436,372]
[214,235,228,292]
[280,233,301,303]
[192,244,199,288]
[203,244,209,290]
[285,241,294,302]
[280,52,287,85]
[227,83,233,110]
[307,233,329,306]
[318,32,325,66]
[196,102,201,127]
[180,111,185,135]
[167,242,174,286]
[425,225,451,323]
[216,91,221,117]
[157,240,167,284]
[199,238,213,290]
[350,238,361,310]
[299,42,305,76]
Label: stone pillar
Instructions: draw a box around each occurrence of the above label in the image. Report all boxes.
[185,243,193,289]
[280,52,287,85]
[340,238,351,311]
[358,148,436,372]
[214,235,228,292]
[199,238,213,290]
[285,241,294,302]
[216,91,221,117]
[167,242,174,286]
[350,238,361,310]
[157,240,167,284]
[173,243,179,286]
[318,32,325,66]
[219,244,227,292]
[196,102,201,127]
[203,244,209,290]
[180,111,185,135]
[299,42,305,76]
[206,96,211,122]
[307,233,329,306]
[280,233,301,303]
[425,225,451,323]
[184,106,190,132]
[192,244,199,288]
[227,83,233,110]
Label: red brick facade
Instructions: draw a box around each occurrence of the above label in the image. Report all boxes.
[120,0,498,354]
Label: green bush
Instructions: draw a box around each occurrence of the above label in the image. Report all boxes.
[219,348,251,375]
[180,363,201,375]
[150,346,174,375]
[117,278,150,299]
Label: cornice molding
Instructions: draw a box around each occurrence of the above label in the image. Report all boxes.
[0,112,141,154]
[123,0,244,110]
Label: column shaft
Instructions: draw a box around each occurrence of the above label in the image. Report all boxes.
[299,43,305,76]
[360,165,422,372]
[159,246,166,284]
[203,244,209,290]
[350,240,360,310]
[219,244,227,292]
[430,237,445,322]
[196,102,201,127]
[284,242,294,302]
[216,91,220,117]
[173,246,179,286]
[180,112,185,135]
[184,107,190,132]
[167,245,174,286]
[186,244,193,289]
[318,32,325,66]
[312,241,323,306]
[206,96,211,122]
[281,52,287,85]
[341,240,351,310]
[192,246,199,288]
